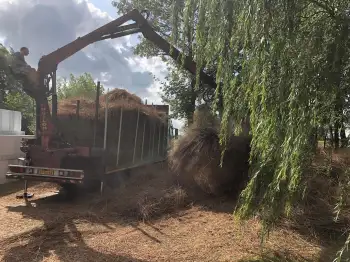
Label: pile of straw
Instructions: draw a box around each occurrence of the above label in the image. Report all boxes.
[57,88,162,120]
[136,186,188,221]
[169,125,251,196]
[100,88,142,104]
[285,149,350,244]
[192,104,219,128]
[92,163,189,221]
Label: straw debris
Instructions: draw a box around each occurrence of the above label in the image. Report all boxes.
[282,148,350,259]
[91,164,189,221]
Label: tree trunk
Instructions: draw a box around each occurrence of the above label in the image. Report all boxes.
[0,88,6,109]
[312,127,318,152]
[186,79,197,125]
[331,20,349,149]
[340,124,347,148]
[334,121,340,149]
[185,30,196,126]
[329,125,334,148]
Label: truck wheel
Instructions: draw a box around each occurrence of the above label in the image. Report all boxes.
[60,155,104,194]
[60,183,79,200]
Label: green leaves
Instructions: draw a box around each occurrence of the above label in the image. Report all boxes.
[115,0,220,123]
[0,44,35,133]
[170,0,350,250]
[0,44,22,96]
[114,4,350,253]
[57,73,103,100]
[4,91,35,132]
[159,64,196,122]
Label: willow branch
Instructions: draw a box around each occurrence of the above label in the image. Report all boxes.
[308,0,335,18]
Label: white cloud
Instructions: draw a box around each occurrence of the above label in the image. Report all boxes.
[0,0,156,95]
[86,1,110,19]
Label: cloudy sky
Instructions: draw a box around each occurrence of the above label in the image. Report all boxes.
[0,0,183,129]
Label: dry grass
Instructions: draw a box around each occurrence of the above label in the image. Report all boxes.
[57,88,163,121]
[91,163,189,221]
[192,105,220,129]
[3,147,350,261]
[279,147,350,261]
[0,161,334,262]
[100,88,142,104]
[169,125,250,196]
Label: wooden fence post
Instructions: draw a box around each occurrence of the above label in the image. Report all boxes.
[157,123,161,156]
[148,119,152,158]
[93,81,100,147]
[141,118,146,161]
[132,108,140,164]
[116,108,123,166]
[76,100,80,119]
[152,121,156,158]
[103,90,109,150]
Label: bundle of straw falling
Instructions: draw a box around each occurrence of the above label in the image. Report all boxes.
[169,125,250,196]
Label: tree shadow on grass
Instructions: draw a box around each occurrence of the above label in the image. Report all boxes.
[187,184,350,262]
[237,250,313,262]
[0,180,40,198]
[316,242,350,262]
[280,174,350,262]
[1,194,155,262]
[0,161,191,262]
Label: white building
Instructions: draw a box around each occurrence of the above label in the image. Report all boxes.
[0,109,34,184]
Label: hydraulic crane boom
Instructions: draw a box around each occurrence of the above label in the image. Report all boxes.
[32,9,217,149]
[37,9,215,85]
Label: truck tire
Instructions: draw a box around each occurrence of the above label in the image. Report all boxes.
[60,183,79,200]
[60,155,104,194]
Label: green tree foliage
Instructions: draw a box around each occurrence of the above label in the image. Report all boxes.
[160,66,196,122]
[170,0,350,253]
[0,45,20,103]
[114,0,175,58]
[57,73,104,100]
[0,44,10,107]
[159,61,218,124]
[4,91,35,134]
[114,0,218,123]
[0,44,35,134]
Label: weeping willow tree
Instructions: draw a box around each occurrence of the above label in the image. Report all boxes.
[170,0,350,246]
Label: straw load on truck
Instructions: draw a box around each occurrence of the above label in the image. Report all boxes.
[56,89,169,171]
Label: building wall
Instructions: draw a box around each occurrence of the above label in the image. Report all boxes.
[0,136,25,184]
[0,109,35,184]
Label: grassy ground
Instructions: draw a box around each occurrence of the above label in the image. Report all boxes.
[0,161,343,262]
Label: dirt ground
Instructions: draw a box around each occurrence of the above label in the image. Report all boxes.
[0,162,339,262]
